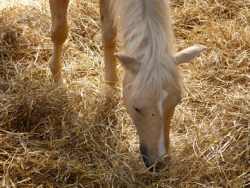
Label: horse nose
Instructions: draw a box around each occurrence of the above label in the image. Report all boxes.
[140,144,167,172]
[140,145,153,169]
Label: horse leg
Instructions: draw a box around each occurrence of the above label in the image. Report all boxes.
[49,0,69,84]
[100,1,118,89]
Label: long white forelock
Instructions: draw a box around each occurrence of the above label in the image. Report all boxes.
[110,0,181,96]
[112,0,174,62]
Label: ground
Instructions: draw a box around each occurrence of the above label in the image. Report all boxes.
[0,0,249,187]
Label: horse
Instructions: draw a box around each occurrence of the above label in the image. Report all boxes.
[49,0,206,170]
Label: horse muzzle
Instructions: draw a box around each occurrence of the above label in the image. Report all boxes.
[140,144,168,172]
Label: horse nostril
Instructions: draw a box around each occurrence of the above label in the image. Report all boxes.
[140,145,153,169]
[139,145,147,156]
[142,154,151,167]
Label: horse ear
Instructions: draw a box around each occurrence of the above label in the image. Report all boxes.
[174,44,207,65]
[115,53,140,74]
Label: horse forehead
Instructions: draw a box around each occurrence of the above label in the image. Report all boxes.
[130,88,169,109]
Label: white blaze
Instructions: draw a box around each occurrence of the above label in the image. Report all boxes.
[158,91,168,156]
[159,128,166,156]
[158,91,168,117]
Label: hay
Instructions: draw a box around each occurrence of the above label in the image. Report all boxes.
[0,0,249,187]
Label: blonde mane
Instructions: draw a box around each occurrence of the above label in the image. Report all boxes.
[110,0,182,97]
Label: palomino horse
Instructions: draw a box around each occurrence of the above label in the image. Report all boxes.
[49,0,205,169]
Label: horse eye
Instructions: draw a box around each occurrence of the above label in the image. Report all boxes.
[134,107,141,113]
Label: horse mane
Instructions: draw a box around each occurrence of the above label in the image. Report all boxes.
[110,0,182,97]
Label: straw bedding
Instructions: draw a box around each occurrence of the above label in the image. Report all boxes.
[0,0,249,187]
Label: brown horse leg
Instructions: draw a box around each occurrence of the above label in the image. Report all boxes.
[49,0,69,84]
[100,1,117,90]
